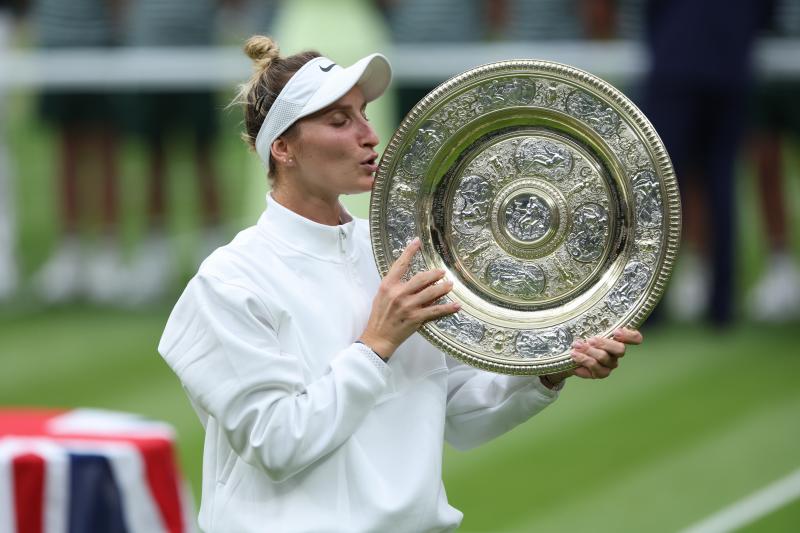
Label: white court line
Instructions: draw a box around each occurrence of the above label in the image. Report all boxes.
[679,467,800,533]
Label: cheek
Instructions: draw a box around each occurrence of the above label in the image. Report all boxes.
[318,140,353,166]
[295,129,353,168]
[327,132,353,156]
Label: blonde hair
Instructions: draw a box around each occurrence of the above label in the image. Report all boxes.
[233,36,321,178]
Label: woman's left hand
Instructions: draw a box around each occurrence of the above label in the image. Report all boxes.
[541,327,643,388]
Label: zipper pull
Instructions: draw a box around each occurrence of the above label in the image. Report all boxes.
[338,227,346,255]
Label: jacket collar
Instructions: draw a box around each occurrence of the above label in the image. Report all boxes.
[257,194,358,262]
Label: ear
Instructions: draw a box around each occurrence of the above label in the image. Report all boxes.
[270,137,295,167]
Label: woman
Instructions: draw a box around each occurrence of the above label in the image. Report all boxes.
[159,36,642,532]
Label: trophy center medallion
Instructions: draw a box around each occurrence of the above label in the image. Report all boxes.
[489,178,568,259]
[501,192,555,245]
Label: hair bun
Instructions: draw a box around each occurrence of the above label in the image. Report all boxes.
[244,35,280,70]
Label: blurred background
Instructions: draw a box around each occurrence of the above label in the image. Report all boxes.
[1,0,799,531]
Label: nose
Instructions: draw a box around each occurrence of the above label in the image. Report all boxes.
[359,118,379,148]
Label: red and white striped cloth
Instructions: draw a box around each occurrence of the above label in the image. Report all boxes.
[0,408,195,533]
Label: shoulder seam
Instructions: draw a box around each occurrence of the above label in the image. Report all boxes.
[197,272,280,327]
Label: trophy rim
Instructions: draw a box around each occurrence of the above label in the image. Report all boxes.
[370,59,681,375]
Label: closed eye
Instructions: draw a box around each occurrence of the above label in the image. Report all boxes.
[329,112,348,127]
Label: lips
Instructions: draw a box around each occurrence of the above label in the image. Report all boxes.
[360,153,379,173]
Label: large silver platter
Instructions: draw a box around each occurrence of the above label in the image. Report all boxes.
[370,60,681,375]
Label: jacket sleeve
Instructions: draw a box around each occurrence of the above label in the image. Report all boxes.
[158,274,391,482]
[444,356,560,451]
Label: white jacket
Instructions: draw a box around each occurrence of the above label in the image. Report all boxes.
[159,195,561,533]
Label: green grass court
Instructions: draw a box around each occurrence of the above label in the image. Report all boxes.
[2,93,800,531]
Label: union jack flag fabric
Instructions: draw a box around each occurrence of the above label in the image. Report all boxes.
[0,408,196,533]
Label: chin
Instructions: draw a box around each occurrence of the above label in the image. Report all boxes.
[347,176,375,194]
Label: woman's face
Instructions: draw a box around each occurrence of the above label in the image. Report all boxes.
[283,86,380,200]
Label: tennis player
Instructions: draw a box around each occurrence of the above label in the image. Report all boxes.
[159,35,643,532]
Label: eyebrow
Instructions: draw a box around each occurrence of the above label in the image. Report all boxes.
[313,102,368,119]
[322,105,349,115]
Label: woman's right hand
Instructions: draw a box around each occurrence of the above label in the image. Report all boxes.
[359,238,460,360]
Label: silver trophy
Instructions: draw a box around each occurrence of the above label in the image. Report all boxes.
[371,61,681,375]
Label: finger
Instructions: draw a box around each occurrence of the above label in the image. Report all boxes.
[418,301,461,323]
[613,327,643,345]
[587,336,627,357]
[405,268,446,293]
[409,280,453,307]
[572,351,599,378]
[572,351,612,379]
[576,343,617,369]
[385,238,421,282]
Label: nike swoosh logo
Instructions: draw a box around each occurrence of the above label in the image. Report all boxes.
[319,63,336,72]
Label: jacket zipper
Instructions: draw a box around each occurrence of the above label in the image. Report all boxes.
[338,227,365,307]
[338,226,347,256]
[338,227,362,325]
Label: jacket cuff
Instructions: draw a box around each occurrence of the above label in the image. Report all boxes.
[346,342,392,381]
[532,375,563,399]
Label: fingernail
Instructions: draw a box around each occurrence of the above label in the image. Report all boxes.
[588,338,598,346]
[572,340,585,348]
[453,303,461,310]
[571,351,582,360]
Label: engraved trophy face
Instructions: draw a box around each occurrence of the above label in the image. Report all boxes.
[370,61,681,375]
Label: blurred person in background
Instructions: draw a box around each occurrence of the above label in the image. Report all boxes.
[747,0,800,322]
[385,0,617,115]
[159,35,643,532]
[383,0,485,117]
[0,0,19,301]
[122,0,225,306]
[498,0,614,41]
[641,0,774,326]
[612,0,647,42]
[29,0,125,305]
[216,0,278,45]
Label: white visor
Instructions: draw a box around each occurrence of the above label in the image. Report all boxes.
[254,53,392,166]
